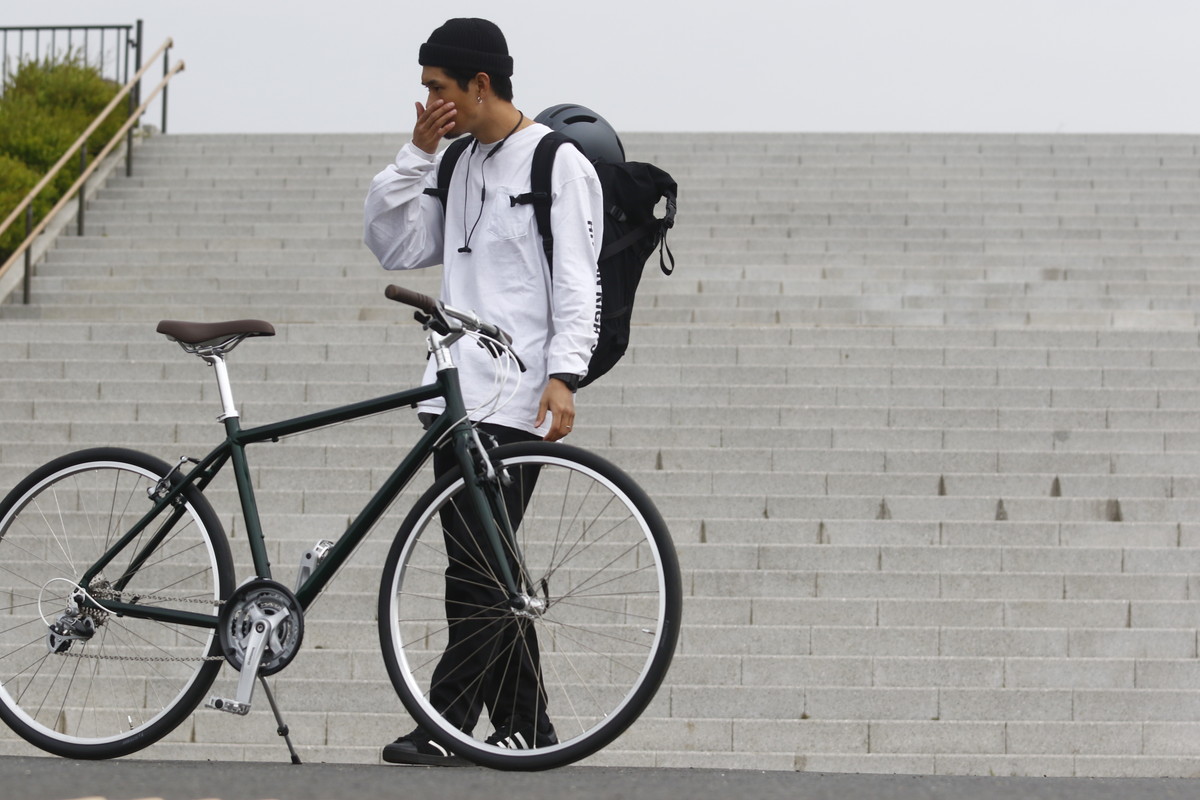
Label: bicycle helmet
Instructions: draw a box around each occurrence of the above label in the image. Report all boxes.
[534,103,626,164]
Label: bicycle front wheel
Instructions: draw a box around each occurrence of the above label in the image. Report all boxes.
[0,447,233,758]
[378,441,682,770]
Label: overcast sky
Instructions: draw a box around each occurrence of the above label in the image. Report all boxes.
[7,1,1200,135]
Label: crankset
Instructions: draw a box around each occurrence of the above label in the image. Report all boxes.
[217,578,304,676]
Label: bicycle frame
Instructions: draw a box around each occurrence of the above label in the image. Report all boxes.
[76,356,517,630]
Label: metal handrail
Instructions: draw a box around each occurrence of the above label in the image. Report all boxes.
[0,23,139,96]
[0,38,183,303]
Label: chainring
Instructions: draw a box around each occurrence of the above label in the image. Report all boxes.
[217,578,304,676]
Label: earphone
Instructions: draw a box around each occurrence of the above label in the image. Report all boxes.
[458,113,524,254]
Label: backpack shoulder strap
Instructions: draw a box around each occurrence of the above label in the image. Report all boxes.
[421,137,474,212]
[510,131,577,270]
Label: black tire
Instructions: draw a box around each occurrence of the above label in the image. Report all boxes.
[378,441,681,770]
[0,447,234,758]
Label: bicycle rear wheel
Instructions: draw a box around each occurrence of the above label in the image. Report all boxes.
[378,441,681,770]
[0,447,233,758]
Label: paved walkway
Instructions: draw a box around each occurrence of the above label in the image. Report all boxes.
[2,756,1197,800]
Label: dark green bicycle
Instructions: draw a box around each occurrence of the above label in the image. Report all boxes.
[0,286,682,771]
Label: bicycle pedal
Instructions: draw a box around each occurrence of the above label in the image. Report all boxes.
[208,696,251,716]
[294,539,334,593]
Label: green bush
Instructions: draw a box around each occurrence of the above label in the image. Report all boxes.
[0,154,46,256]
[3,54,129,158]
[0,94,85,176]
[0,54,130,265]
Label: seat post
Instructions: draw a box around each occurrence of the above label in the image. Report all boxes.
[206,354,239,421]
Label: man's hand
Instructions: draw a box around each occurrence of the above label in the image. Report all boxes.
[536,378,576,442]
[412,100,456,154]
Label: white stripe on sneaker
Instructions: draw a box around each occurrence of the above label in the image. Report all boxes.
[494,731,528,749]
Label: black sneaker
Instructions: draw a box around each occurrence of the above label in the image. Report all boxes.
[382,727,470,767]
[484,718,558,750]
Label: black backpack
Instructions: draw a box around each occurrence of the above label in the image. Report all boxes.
[425,129,677,387]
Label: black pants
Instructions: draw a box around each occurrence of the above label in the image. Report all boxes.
[422,416,549,734]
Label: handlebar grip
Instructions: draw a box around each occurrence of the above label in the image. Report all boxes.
[385,285,438,314]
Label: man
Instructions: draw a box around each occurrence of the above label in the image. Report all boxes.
[363,18,603,765]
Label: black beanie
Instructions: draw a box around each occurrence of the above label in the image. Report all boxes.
[419,18,513,78]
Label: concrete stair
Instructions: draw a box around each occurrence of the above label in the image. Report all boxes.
[3,131,1200,777]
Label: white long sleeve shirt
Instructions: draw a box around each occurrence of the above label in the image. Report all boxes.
[364,123,603,436]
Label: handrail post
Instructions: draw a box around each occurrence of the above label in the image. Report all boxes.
[23,206,32,305]
[162,44,171,133]
[126,88,136,177]
[134,20,143,108]
[127,21,142,177]
[78,143,88,236]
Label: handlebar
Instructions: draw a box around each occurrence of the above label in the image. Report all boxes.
[384,285,524,371]
[384,284,438,315]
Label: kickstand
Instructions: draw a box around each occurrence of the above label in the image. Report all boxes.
[258,676,302,764]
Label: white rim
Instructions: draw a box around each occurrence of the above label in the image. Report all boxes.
[0,459,222,746]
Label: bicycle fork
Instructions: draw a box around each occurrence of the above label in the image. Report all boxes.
[455,427,544,616]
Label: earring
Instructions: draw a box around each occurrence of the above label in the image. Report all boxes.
[476,96,483,104]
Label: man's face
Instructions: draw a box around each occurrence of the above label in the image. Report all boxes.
[421,66,474,139]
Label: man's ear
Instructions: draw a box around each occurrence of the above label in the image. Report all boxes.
[473,72,492,101]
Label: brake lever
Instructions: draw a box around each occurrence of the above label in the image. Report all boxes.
[413,309,453,336]
[475,334,527,372]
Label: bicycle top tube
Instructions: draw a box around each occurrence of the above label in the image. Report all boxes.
[157,285,521,428]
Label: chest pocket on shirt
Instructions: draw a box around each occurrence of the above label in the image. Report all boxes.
[486,185,536,241]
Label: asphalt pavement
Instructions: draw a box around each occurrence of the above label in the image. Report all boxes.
[2,756,1198,800]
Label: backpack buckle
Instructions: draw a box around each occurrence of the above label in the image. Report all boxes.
[510,191,549,207]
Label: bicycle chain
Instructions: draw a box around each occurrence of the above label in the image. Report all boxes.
[55,589,227,663]
[56,650,226,663]
[91,588,225,607]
